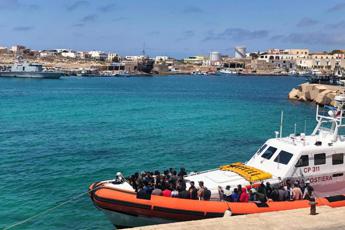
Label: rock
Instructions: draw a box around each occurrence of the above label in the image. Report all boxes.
[289,83,345,106]
[298,94,307,101]
[308,85,327,101]
[326,92,337,103]
[288,88,301,100]
[314,90,332,105]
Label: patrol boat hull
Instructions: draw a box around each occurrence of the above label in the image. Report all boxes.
[0,71,62,79]
[89,183,345,228]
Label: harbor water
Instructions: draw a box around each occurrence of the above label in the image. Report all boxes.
[1,75,314,229]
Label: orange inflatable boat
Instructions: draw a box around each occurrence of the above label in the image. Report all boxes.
[89,182,345,228]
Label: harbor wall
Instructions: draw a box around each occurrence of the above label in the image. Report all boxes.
[288,83,345,106]
[131,206,345,230]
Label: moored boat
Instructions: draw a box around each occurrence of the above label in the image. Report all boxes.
[89,95,345,228]
[0,59,62,79]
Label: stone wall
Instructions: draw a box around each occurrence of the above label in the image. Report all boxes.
[288,83,345,105]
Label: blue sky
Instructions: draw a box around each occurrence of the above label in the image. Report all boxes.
[0,0,345,57]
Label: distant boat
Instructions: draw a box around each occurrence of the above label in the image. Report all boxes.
[219,68,237,75]
[306,66,345,85]
[0,59,62,79]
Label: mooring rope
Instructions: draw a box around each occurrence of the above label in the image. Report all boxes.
[3,186,99,230]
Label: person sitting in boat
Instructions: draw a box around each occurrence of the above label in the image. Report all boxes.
[239,188,249,202]
[222,185,232,201]
[230,188,240,202]
[249,188,256,202]
[188,181,198,200]
[151,184,163,196]
[171,185,179,198]
[162,185,172,197]
[142,181,153,194]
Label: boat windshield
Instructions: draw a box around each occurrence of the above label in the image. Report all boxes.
[261,146,277,160]
[256,144,267,155]
[274,150,293,165]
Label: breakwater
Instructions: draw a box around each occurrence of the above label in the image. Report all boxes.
[288,83,345,106]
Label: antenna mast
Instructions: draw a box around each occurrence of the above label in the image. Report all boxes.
[279,111,284,138]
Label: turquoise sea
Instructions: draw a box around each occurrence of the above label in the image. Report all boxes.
[1,75,315,229]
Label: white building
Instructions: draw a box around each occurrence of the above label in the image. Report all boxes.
[39,50,57,58]
[155,56,169,62]
[61,50,77,58]
[125,55,145,61]
[107,53,119,62]
[259,49,310,62]
[89,51,108,60]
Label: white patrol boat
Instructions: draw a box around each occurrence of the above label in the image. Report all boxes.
[89,95,345,228]
[0,59,62,79]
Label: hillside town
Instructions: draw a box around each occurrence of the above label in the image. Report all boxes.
[0,44,345,76]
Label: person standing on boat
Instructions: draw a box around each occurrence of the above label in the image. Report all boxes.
[303,180,314,200]
[292,181,303,200]
[197,181,205,200]
[188,181,198,200]
[237,185,242,197]
[265,182,273,199]
[256,182,267,202]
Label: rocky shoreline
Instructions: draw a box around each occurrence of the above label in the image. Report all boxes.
[288,83,345,106]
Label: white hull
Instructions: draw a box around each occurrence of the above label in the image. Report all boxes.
[0,72,62,79]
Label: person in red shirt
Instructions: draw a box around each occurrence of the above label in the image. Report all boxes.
[162,187,172,197]
[239,187,249,202]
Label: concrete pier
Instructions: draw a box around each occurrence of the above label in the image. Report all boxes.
[131,206,345,230]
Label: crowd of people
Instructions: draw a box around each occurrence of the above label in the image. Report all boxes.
[218,179,314,203]
[126,168,212,200]
[125,169,314,202]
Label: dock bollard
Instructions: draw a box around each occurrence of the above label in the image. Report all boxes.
[309,197,317,215]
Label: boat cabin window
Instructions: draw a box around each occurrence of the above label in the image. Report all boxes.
[295,155,309,167]
[256,144,267,155]
[314,153,326,165]
[274,150,293,165]
[261,146,277,160]
[332,153,344,165]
